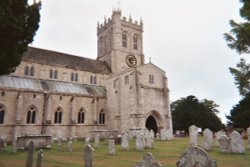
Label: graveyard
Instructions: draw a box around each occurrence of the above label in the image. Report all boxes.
[0,136,249,167]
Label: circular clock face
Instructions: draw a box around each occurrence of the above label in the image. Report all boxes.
[126,55,137,67]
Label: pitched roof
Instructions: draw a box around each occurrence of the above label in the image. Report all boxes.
[0,75,106,97]
[22,47,111,74]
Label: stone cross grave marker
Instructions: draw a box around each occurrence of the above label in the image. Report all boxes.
[176,146,217,167]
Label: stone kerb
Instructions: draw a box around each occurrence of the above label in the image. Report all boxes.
[176,146,217,167]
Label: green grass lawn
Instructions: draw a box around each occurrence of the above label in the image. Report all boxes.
[0,137,249,167]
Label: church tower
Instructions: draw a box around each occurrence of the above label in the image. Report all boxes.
[97,10,144,74]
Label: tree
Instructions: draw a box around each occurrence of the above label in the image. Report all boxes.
[229,58,250,96]
[224,0,250,54]
[227,92,250,129]
[171,95,224,133]
[0,0,41,75]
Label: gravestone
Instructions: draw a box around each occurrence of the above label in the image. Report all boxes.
[136,132,144,151]
[84,145,94,167]
[156,133,160,140]
[108,135,115,155]
[85,137,91,145]
[176,146,217,167]
[202,128,213,151]
[165,129,174,140]
[94,134,100,149]
[67,141,73,152]
[247,126,250,149]
[26,141,35,167]
[230,131,245,154]
[58,137,62,146]
[0,138,4,152]
[160,129,166,140]
[218,135,231,153]
[134,152,163,167]
[189,125,198,146]
[121,131,129,150]
[36,149,43,167]
[145,130,154,149]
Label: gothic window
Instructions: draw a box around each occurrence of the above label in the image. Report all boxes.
[125,75,129,85]
[54,107,63,124]
[133,35,138,50]
[50,69,58,79]
[71,72,78,82]
[99,36,104,54]
[149,74,154,84]
[122,32,127,48]
[24,66,35,76]
[99,109,105,124]
[26,106,36,124]
[78,108,85,124]
[0,105,5,124]
[90,75,97,84]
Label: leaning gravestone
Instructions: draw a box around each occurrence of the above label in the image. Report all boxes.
[121,131,129,150]
[84,145,94,167]
[134,152,163,167]
[108,135,115,155]
[26,141,35,167]
[247,126,250,149]
[176,146,217,167]
[230,131,245,154]
[94,134,100,149]
[217,135,231,153]
[189,125,199,146]
[202,128,213,151]
[36,149,43,167]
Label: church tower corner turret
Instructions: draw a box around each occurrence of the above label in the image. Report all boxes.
[97,10,144,74]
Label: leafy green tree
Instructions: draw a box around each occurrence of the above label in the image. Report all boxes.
[229,58,250,96]
[224,0,250,54]
[226,92,250,129]
[0,0,41,75]
[171,95,224,133]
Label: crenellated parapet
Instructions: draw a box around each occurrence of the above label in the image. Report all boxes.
[97,9,143,34]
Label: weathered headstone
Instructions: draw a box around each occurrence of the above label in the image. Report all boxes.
[26,141,35,167]
[134,152,163,167]
[108,135,115,155]
[145,130,154,149]
[67,141,73,152]
[189,125,199,146]
[0,138,4,152]
[165,129,174,140]
[247,126,250,149]
[230,131,245,154]
[121,131,129,150]
[136,132,144,151]
[155,133,160,140]
[202,128,213,151]
[58,137,62,146]
[218,135,231,153]
[176,146,217,167]
[94,134,100,149]
[85,137,91,145]
[84,144,94,167]
[36,149,43,167]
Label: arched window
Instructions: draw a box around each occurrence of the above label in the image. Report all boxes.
[54,107,63,124]
[26,106,36,124]
[24,66,29,76]
[24,66,35,76]
[78,108,85,124]
[99,109,105,124]
[54,70,58,79]
[0,105,5,124]
[50,69,58,79]
[30,67,34,76]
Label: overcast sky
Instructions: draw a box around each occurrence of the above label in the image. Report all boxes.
[28,0,248,123]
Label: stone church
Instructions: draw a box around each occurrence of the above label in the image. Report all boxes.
[0,10,172,142]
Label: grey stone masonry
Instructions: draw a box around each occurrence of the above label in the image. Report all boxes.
[84,145,94,167]
[36,149,43,167]
[26,141,35,167]
[176,146,217,167]
[134,152,163,167]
